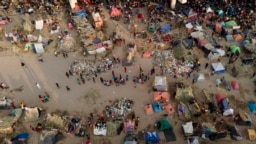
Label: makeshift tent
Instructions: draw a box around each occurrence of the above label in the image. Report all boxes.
[156,119,172,131]
[230,45,241,54]
[187,136,200,144]
[225,20,237,27]
[0,109,23,134]
[244,44,256,53]
[110,7,121,17]
[190,31,204,39]
[248,102,256,113]
[142,50,151,58]
[69,0,77,9]
[33,43,44,54]
[144,104,154,115]
[208,49,225,60]
[182,7,194,16]
[233,34,243,42]
[241,40,250,47]
[211,62,225,74]
[197,38,209,48]
[223,108,234,116]
[225,35,234,42]
[182,38,193,48]
[21,107,41,122]
[93,122,107,136]
[165,104,175,114]
[152,102,162,113]
[195,73,205,81]
[244,29,254,38]
[182,121,193,136]
[175,86,194,101]
[247,129,256,140]
[216,10,224,17]
[145,132,160,143]
[163,128,177,142]
[215,23,222,33]
[159,24,171,33]
[154,76,168,91]
[153,92,170,102]
[45,114,67,129]
[39,130,63,144]
[13,132,29,141]
[137,13,143,19]
[231,81,239,90]
[215,94,224,103]
[123,120,135,134]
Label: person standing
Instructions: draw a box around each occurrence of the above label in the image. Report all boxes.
[124,66,127,73]
[100,77,104,83]
[66,86,70,91]
[66,72,69,78]
[55,83,60,88]
[54,51,58,57]
[21,62,26,67]
[205,63,209,69]
[77,78,81,85]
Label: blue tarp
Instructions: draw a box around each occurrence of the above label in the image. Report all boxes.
[222,99,229,110]
[145,131,160,143]
[155,6,164,11]
[75,10,87,18]
[152,102,162,113]
[182,39,193,48]
[159,24,171,33]
[248,102,256,113]
[182,8,194,16]
[211,62,225,74]
[241,40,250,47]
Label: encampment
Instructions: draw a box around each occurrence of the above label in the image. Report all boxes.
[231,81,239,90]
[153,92,170,102]
[159,24,171,33]
[154,76,168,91]
[145,131,160,143]
[230,45,241,54]
[248,102,256,113]
[152,102,162,113]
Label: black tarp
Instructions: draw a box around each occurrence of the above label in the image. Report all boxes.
[163,128,176,142]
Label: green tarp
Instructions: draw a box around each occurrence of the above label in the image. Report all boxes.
[230,45,241,54]
[225,20,237,27]
[156,119,172,131]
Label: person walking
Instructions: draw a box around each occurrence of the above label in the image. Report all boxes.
[66,72,69,78]
[124,66,127,73]
[112,71,115,76]
[100,77,104,83]
[69,70,73,76]
[21,62,26,67]
[55,83,60,88]
[54,51,58,57]
[77,78,81,85]
[205,63,209,69]
[93,77,96,83]
[81,78,85,84]
[66,85,70,91]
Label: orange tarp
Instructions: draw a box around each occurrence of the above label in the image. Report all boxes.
[74,4,81,12]
[142,50,151,58]
[144,104,154,115]
[153,92,170,102]
[165,104,175,114]
[233,34,243,42]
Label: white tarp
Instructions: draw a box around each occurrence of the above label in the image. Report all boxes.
[96,47,106,54]
[34,43,44,53]
[154,76,168,91]
[178,0,187,4]
[196,73,205,81]
[35,20,44,30]
[208,49,225,60]
[191,31,204,38]
[182,121,193,134]
[223,108,234,116]
[93,127,107,136]
[203,43,214,50]
[185,23,193,29]
[69,0,77,9]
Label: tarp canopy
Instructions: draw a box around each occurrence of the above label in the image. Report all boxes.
[156,119,172,131]
[182,7,194,16]
[182,38,193,48]
[153,92,170,102]
[233,34,243,42]
[182,121,193,135]
[195,73,205,81]
[225,20,237,27]
[216,10,224,17]
[144,104,154,115]
[110,7,121,17]
[211,62,225,74]
[206,7,213,13]
[215,94,224,103]
[231,81,239,90]
[33,43,45,54]
[154,76,168,91]
[190,31,204,38]
[145,131,160,143]
[248,102,256,113]
[0,109,23,134]
[39,130,63,144]
[152,102,162,113]
[241,40,250,47]
[142,50,151,58]
[230,45,241,54]
[226,35,234,42]
[244,44,256,53]
[223,108,234,116]
[163,128,177,142]
[165,104,175,114]
[21,107,41,122]
[159,23,171,33]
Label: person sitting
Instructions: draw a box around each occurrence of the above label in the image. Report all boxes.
[39,95,48,103]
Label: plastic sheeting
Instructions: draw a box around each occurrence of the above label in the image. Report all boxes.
[182,121,193,135]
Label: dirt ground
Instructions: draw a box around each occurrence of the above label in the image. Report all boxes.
[0,4,256,144]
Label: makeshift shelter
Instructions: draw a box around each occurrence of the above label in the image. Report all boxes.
[225,35,234,42]
[142,50,151,58]
[215,94,224,103]
[211,62,225,74]
[248,129,256,140]
[187,136,200,144]
[145,131,160,143]
[208,49,225,60]
[225,20,237,28]
[230,45,241,54]
[156,119,172,131]
[175,86,194,101]
[231,81,239,90]
[110,7,121,17]
[144,104,154,115]
[154,76,168,91]
[195,73,205,81]
[94,121,107,136]
[216,10,224,17]
[21,107,42,122]
[165,104,175,114]
[152,102,162,113]
[248,102,256,113]
[39,129,63,144]
[44,114,67,129]
[182,121,193,136]
[0,109,23,134]
[233,34,243,42]
[182,38,194,48]
[33,43,45,54]
[244,44,256,53]
[153,92,170,102]
[123,120,135,134]
[92,12,103,29]
[159,24,171,33]
[190,31,204,39]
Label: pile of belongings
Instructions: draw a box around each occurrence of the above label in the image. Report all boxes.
[105,98,134,119]
[70,59,96,76]
[153,50,193,77]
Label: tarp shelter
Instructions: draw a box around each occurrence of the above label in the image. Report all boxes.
[153,92,170,102]
[110,7,121,17]
[39,130,63,144]
[163,128,177,142]
[175,86,194,101]
[195,73,205,81]
[182,121,193,136]
[152,102,162,113]
[182,38,193,48]
[154,76,168,91]
[208,49,225,60]
[231,81,239,90]
[144,104,154,115]
[215,94,224,103]
[96,47,106,54]
[69,0,77,9]
[0,109,23,134]
[156,119,172,131]
[178,0,187,4]
[233,34,243,41]
[159,24,171,33]
[241,40,250,47]
[33,43,45,54]
[211,62,225,74]
[223,108,234,116]
[215,23,222,33]
[142,50,151,58]
[244,29,254,38]
[21,107,41,122]
[248,102,256,113]
[145,132,160,143]
[165,104,175,114]
[216,10,224,17]
[187,136,200,144]
[247,129,256,140]
[225,20,237,28]
[226,35,234,42]
[230,45,241,54]
[123,120,135,134]
[190,31,204,39]
[244,44,256,53]
[182,7,194,17]
[35,20,44,30]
